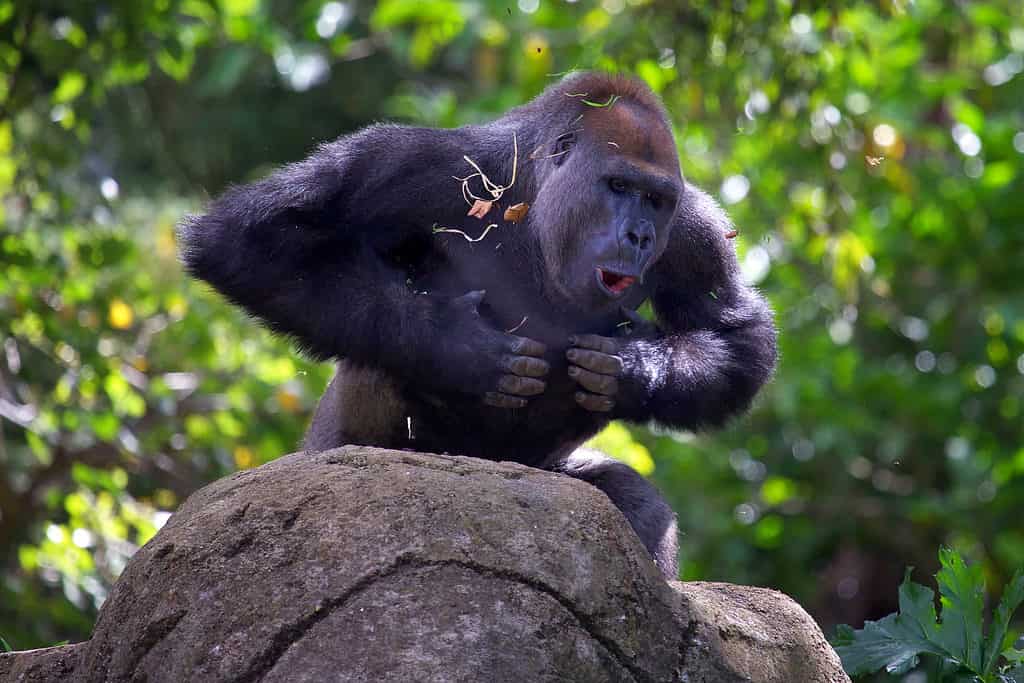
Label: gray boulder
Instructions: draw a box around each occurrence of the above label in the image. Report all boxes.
[1,446,848,682]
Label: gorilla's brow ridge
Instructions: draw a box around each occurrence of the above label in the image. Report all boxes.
[605,160,680,198]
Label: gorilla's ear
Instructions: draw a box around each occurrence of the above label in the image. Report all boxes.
[551,131,576,166]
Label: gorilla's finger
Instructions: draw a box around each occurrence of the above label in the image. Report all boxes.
[565,349,623,376]
[498,375,546,396]
[501,355,550,378]
[568,366,618,396]
[484,392,528,409]
[509,336,547,357]
[574,391,615,412]
[453,289,486,312]
[569,334,618,355]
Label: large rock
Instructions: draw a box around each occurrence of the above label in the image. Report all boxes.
[1,447,848,682]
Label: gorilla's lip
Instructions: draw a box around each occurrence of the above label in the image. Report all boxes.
[595,268,638,297]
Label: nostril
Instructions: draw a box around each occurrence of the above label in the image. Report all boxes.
[640,236,652,249]
[627,231,640,246]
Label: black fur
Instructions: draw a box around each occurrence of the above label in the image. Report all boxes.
[178,73,777,579]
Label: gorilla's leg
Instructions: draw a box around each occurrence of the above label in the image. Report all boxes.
[304,361,409,452]
[552,448,678,579]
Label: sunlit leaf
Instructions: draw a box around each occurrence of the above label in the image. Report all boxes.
[107,299,134,330]
[52,71,86,104]
[981,161,1016,189]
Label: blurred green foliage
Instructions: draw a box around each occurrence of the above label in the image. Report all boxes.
[1,1,1023,673]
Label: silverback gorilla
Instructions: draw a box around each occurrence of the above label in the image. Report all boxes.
[179,72,777,579]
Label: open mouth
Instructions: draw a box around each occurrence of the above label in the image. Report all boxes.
[596,268,637,296]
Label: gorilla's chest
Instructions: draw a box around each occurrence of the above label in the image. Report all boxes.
[414,239,643,347]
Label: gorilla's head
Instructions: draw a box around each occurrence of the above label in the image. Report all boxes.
[528,77,683,313]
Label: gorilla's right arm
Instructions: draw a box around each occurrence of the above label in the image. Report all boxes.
[178,125,548,404]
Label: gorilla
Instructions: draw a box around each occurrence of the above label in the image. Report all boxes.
[178,72,777,579]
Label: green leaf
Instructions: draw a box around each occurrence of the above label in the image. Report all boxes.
[951,99,985,132]
[0,634,11,651]
[981,162,1016,190]
[156,47,196,81]
[220,0,258,17]
[985,570,1024,674]
[935,547,986,672]
[897,568,943,645]
[371,0,464,28]
[833,587,946,677]
[52,71,86,104]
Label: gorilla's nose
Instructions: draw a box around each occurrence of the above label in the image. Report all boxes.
[624,220,656,263]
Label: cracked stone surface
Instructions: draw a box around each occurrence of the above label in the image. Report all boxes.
[0,446,848,683]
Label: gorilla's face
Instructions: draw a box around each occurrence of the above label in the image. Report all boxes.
[532,102,682,312]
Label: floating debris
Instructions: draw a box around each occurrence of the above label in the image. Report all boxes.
[503,202,529,223]
[453,133,518,207]
[580,94,620,108]
[530,148,569,161]
[506,316,529,334]
[432,223,498,243]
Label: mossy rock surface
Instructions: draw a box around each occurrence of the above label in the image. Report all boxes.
[1,446,848,683]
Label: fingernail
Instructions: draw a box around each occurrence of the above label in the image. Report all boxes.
[566,350,577,361]
[568,335,577,345]
[568,367,578,376]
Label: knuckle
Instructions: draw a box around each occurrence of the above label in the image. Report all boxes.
[509,356,549,377]
[598,355,623,374]
[498,375,522,394]
[499,375,545,396]
[572,334,593,348]
[524,379,546,396]
[575,390,614,412]
[484,391,526,409]
[511,336,546,356]
[501,355,524,373]
[574,350,596,367]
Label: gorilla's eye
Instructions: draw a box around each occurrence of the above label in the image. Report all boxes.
[646,192,663,210]
[551,131,576,166]
[608,178,629,194]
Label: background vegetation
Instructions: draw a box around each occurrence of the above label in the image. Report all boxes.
[2,0,1023,675]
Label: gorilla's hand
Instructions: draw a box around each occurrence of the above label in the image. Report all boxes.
[566,334,622,413]
[439,291,550,409]
[566,308,660,412]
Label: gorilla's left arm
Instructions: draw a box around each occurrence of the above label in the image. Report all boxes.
[568,186,777,430]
